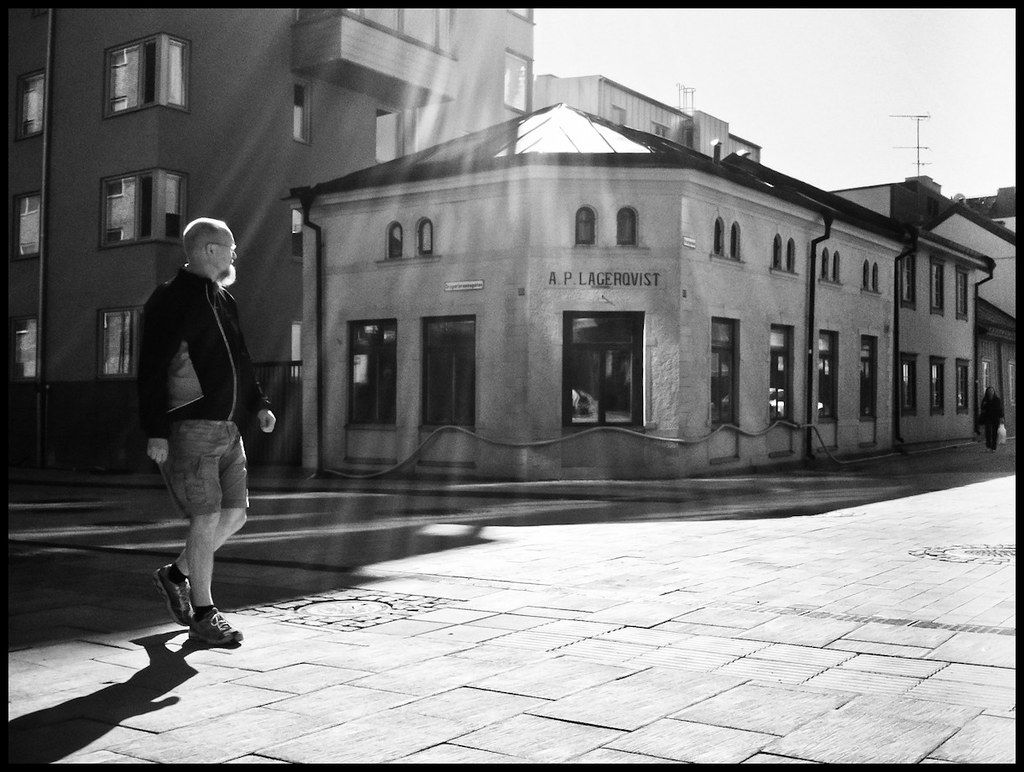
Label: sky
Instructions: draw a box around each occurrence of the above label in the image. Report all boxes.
[532,8,1015,199]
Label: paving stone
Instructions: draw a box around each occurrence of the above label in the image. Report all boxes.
[596,626,689,647]
[400,686,547,730]
[569,747,676,763]
[801,667,919,696]
[737,616,862,647]
[114,682,288,733]
[466,613,549,631]
[534,619,625,637]
[229,663,370,694]
[362,618,452,636]
[674,606,781,630]
[925,632,1016,668]
[447,644,549,668]
[453,714,622,763]
[764,708,959,763]
[838,653,947,678]
[9,719,154,764]
[929,715,1016,764]
[266,683,414,719]
[471,655,636,699]
[742,752,821,763]
[929,662,1016,686]
[409,608,497,624]
[714,657,826,685]
[841,621,956,649]
[556,637,656,664]
[607,718,775,763]
[348,654,518,697]
[669,634,772,657]
[529,667,744,731]
[482,629,581,651]
[672,683,851,735]
[835,695,981,727]
[414,624,512,644]
[307,637,467,672]
[223,755,289,764]
[395,744,528,763]
[748,643,855,668]
[656,621,756,637]
[460,590,545,613]
[906,678,1017,711]
[826,638,934,658]
[590,601,701,627]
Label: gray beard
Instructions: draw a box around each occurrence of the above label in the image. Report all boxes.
[218,264,237,287]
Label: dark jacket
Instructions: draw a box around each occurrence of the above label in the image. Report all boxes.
[138,268,270,439]
[978,393,1005,426]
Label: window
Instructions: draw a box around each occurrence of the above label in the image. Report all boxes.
[832,251,840,282]
[575,207,595,246]
[350,320,397,423]
[872,263,879,292]
[611,105,626,126]
[14,193,41,259]
[900,353,917,415]
[771,234,782,269]
[930,260,944,314]
[98,308,139,377]
[12,317,38,380]
[423,316,476,425]
[651,121,669,138]
[504,51,530,112]
[860,336,877,418]
[291,209,303,258]
[955,269,968,319]
[711,318,737,424]
[729,222,741,260]
[293,83,309,142]
[713,217,725,256]
[786,238,795,272]
[820,247,830,280]
[291,322,302,362]
[981,359,991,391]
[930,357,945,414]
[105,34,188,116]
[1010,361,1016,406]
[862,260,870,289]
[818,330,838,419]
[417,218,433,255]
[564,312,643,426]
[769,325,792,421]
[101,169,185,246]
[403,8,439,46]
[616,207,637,246]
[955,359,970,413]
[900,254,916,306]
[363,8,399,29]
[17,71,45,139]
[387,222,403,259]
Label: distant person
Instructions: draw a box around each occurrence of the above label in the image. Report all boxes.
[138,217,275,645]
[976,386,1005,452]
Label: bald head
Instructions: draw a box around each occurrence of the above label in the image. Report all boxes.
[183,218,232,262]
[182,217,237,286]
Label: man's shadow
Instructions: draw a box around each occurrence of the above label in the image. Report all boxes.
[8,630,227,764]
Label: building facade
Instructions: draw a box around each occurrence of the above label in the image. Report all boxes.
[292,105,975,481]
[9,8,532,470]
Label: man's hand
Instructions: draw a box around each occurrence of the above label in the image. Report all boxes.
[258,409,276,433]
[147,438,169,464]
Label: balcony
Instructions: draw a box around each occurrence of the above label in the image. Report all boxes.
[292,10,455,106]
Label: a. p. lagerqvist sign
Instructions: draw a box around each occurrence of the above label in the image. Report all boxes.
[547,270,663,288]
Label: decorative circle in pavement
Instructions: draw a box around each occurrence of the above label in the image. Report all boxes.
[300,599,393,619]
[234,589,452,631]
[909,545,1015,564]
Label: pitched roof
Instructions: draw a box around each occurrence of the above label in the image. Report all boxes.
[926,201,1016,246]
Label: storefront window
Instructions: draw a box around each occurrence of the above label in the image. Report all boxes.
[349,320,397,423]
[563,312,643,426]
[818,330,838,419]
[423,316,475,425]
[769,325,791,420]
[711,318,737,424]
[860,335,877,418]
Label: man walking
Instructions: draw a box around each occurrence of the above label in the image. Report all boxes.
[138,217,275,645]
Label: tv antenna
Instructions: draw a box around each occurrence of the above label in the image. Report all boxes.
[891,113,931,177]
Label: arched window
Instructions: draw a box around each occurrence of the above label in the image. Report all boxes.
[872,263,879,292]
[713,217,724,255]
[772,234,782,269]
[616,207,637,246]
[863,260,871,289]
[786,238,795,272]
[387,222,403,259]
[729,221,741,259]
[820,247,830,279]
[575,206,596,245]
[416,218,433,255]
[832,251,840,282]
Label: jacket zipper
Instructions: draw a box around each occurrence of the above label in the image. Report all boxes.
[207,285,238,421]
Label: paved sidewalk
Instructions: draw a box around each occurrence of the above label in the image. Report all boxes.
[8,468,1016,763]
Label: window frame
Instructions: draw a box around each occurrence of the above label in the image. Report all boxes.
[503,49,531,113]
[769,324,792,421]
[785,238,796,272]
[929,259,945,315]
[771,234,782,270]
[729,221,741,260]
[713,217,725,256]
[710,317,738,425]
[817,330,838,420]
[900,254,916,308]
[929,356,945,415]
[422,315,477,427]
[900,353,918,415]
[820,247,830,280]
[99,168,186,248]
[416,217,434,256]
[16,70,45,140]
[293,81,311,143]
[955,358,970,414]
[11,315,38,381]
[862,259,870,289]
[103,33,190,118]
[563,312,644,427]
[291,208,304,259]
[831,251,841,283]
[955,268,969,319]
[386,221,403,259]
[575,206,596,246]
[615,207,637,247]
[348,319,398,424]
[860,335,877,419]
[97,307,141,379]
[13,191,42,261]
[871,263,879,292]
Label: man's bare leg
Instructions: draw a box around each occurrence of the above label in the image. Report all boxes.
[174,507,247,606]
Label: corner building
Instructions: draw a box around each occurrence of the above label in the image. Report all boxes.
[296,105,984,480]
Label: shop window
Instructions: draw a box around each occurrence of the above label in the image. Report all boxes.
[293,82,310,143]
[387,222,403,259]
[729,222,741,260]
[930,260,944,314]
[832,251,840,283]
[350,320,397,423]
[955,359,970,413]
[769,325,792,421]
[503,51,530,112]
[98,307,140,378]
[291,209,303,258]
[616,207,637,246]
[423,316,475,425]
[14,193,41,260]
[900,353,917,415]
[900,254,916,307]
[820,247,830,280]
[930,357,945,414]
[786,238,796,272]
[860,335,877,418]
[711,318,737,424]
[575,206,595,245]
[563,312,643,426]
[872,263,879,292]
[17,71,45,139]
[101,169,185,246]
[771,234,782,270]
[713,217,725,256]
[104,34,188,116]
[818,330,838,419]
[11,316,38,380]
[417,218,433,255]
[955,269,968,319]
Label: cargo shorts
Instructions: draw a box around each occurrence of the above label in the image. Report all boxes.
[160,420,249,518]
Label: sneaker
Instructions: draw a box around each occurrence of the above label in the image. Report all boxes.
[153,564,192,626]
[189,608,244,645]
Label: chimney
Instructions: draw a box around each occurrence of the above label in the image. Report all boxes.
[712,139,722,163]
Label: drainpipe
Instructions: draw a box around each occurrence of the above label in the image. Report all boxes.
[298,188,325,476]
[972,259,995,424]
[891,227,917,446]
[36,8,56,468]
[804,211,832,459]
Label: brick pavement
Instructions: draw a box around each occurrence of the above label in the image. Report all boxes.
[8,465,1015,764]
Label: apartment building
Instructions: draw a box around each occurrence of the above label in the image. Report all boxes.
[9,8,533,470]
